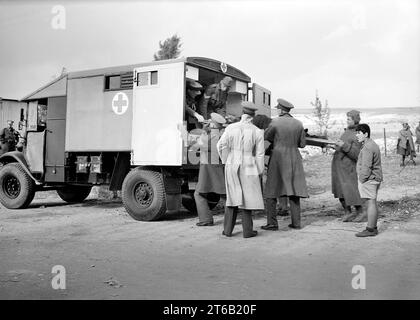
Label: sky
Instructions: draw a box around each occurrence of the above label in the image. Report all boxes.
[0,0,419,109]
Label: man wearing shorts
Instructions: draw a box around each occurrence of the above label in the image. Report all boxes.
[355,124,383,237]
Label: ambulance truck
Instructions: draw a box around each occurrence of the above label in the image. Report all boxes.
[0,57,271,221]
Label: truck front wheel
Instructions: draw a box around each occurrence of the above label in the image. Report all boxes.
[0,163,35,209]
[57,185,92,203]
[122,169,166,221]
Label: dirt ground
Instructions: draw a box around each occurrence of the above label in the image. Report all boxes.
[0,153,419,300]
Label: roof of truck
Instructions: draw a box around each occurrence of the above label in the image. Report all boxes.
[67,57,187,79]
[22,57,251,101]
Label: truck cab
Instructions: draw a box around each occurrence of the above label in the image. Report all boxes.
[0,57,271,221]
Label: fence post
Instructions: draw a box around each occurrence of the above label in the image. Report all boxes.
[383,128,387,157]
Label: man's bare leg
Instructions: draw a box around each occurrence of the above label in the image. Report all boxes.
[366,199,378,229]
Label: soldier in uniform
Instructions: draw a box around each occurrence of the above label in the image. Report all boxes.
[185,80,205,130]
[199,76,233,120]
[331,110,364,222]
[194,113,227,226]
[217,101,265,238]
[252,114,290,217]
[262,98,308,231]
[0,120,20,155]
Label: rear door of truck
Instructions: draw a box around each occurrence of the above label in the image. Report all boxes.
[251,83,272,117]
[131,61,185,166]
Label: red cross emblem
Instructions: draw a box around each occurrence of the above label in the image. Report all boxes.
[112,92,129,115]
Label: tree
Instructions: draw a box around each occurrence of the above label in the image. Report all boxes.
[311,90,332,137]
[153,34,182,61]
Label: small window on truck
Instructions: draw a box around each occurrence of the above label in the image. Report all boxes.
[105,75,121,90]
[135,71,158,87]
[105,72,133,90]
[151,71,158,85]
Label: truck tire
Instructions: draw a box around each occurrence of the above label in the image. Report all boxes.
[0,163,35,209]
[182,192,220,213]
[57,185,92,203]
[122,169,166,221]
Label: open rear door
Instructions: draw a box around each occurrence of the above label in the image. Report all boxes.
[251,83,272,117]
[131,61,185,166]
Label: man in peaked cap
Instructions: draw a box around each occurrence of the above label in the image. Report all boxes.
[262,98,308,231]
[194,112,227,226]
[276,98,294,112]
[217,101,265,238]
[185,80,205,130]
[0,120,20,155]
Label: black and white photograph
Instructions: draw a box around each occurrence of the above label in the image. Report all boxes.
[0,0,419,304]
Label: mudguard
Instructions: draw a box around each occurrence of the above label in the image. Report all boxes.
[0,151,42,185]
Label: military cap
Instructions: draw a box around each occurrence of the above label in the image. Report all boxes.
[221,76,233,86]
[7,120,14,124]
[210,112,226,124]
[346,109,361,124]
[241,101,258,115]
[276,98,294,111]
[186,80,203,91]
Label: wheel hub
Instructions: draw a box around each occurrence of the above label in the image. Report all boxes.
[3,175,21,199]
[134,182,153,207]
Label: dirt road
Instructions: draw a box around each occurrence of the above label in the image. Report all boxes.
[1,154,419,299]
[1,195,419,300]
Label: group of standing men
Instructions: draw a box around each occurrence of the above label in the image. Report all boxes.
[193,96,309,238]
[191,92,384,238]
[185,76,234,130]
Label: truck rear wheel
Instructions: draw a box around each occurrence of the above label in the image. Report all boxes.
[122,169,166,221]
[0,163,35,209]
[57,185,92,203]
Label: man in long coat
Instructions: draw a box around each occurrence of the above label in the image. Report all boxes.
[217,102,265,238]
[331,110,363,222]
[397,122,416,166]
[194,113,227,226]
[262,98,308,230]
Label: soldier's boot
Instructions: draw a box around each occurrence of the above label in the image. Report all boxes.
[223,206,238,236]
[339,199,358,222]
[277,197,289,216]
[261,198,279,230]
[343,211,359,222]
[242,210,257,238]
[289,196,301,229]
[352,205,367,223]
